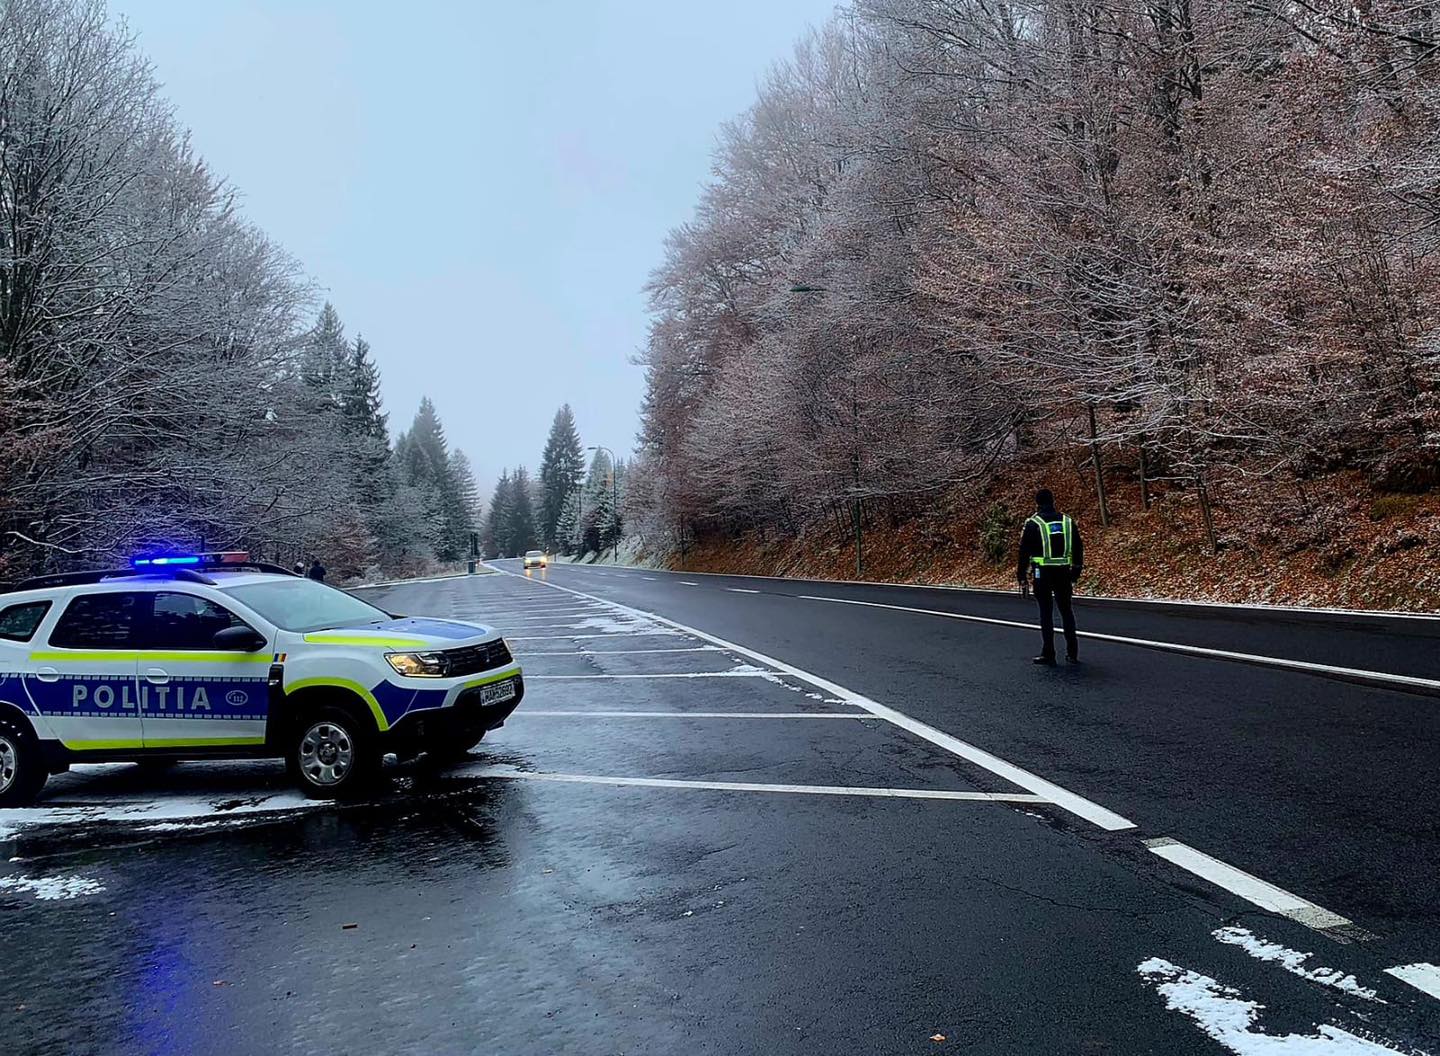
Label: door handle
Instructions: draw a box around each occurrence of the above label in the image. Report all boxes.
[144,668,170,685]
[35,667,60,683]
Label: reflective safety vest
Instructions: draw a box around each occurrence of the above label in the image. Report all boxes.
[1029,514,1074,568]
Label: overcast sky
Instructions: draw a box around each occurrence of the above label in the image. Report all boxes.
[112,0,839,498]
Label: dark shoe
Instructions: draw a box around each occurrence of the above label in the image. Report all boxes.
[1066,655,1080,665]
[1032,655,1056,666]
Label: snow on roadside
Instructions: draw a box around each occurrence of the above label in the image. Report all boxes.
[0,874,105,901]
[0,784,318,839]
[1213,926,1382,1002]
[1137,958,1423,1055]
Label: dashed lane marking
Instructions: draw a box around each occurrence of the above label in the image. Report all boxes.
[489,566,1136,832]
[727,588,761,594]
[1143,838,1356,935]
[679,581,700,586]
[800,595,1440,698]
[1384,963,1440,1002]
[466,767,1050,803]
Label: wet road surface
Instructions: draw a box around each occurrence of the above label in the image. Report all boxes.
[2,564,1438,1054]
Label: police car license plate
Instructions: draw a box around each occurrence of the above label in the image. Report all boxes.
[479,679,516,707]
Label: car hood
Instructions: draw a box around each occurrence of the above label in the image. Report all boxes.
[301,617,499,650]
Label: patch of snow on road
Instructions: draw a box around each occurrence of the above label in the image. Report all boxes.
[0,874,104,901]
[1137,958,1420,1055]
[1213,927,1382,1002]
[572,614,675,635]
[0,788,318,837]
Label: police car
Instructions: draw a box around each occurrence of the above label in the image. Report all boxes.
[0,552,523,806]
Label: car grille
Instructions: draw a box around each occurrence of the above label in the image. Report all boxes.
[442,639,513,677]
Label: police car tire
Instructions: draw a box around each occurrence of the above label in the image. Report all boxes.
[0,716,47,808]
[287,705,380,800]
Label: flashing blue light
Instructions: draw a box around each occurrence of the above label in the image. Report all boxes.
[132,554,202,568]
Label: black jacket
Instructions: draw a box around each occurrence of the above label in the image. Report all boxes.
[1016,507,1084,584]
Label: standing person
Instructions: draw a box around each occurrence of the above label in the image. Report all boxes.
[1016,489,1084,665]
[307,557,326,583]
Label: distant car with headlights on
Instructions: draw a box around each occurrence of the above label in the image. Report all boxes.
[523,550,547,569]
[0,551,523,805]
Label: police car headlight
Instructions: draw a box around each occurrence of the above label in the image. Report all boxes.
[386,651,449,677]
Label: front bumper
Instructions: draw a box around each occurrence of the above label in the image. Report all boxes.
[385,672,524,746]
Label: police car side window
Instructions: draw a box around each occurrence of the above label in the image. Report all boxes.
[0,601,51,642]
[49,593,144,649]
[149,593,249,650]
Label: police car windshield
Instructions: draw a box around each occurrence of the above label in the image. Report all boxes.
[218,578,389,633]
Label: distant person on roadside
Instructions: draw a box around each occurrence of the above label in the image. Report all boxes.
[292,560,305,576]
[1017,489,1084,666]
[307,558,326,583]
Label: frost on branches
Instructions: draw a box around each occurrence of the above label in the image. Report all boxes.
[634,1,1440,559]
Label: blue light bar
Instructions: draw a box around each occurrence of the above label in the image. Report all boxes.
[131,554,202,568]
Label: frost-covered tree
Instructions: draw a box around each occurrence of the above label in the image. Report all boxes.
[537,404,585,550]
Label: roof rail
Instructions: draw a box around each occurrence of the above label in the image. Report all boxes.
[12,568,218,592]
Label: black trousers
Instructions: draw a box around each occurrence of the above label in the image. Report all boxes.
[1034,574,1078,660]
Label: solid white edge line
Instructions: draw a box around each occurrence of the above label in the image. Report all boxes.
[1143,838,1351,930]
[1384,963,1440,1002]
[466,767,1050,802]
[801,595,1440,696]
[517,711,872,719]
[507,632,680,641]
[488,565,1136,831]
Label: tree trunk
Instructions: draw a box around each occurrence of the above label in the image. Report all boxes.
[1088,402,1110,527]
[1137,437,1152,510]
[1195,471,1218,553]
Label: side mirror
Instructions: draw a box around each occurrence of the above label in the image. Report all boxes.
[213,625,267,652]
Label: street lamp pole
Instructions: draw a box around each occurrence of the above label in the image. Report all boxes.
[586,444,620,563]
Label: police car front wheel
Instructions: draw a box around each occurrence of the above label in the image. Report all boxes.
[0,716,48,808]
[288,707,380,799]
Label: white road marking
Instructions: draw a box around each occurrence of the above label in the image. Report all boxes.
[518,711,871,719]
[1212,926,1381,1002]
[800,595,1440,696]
[507,632,681,641]
[516,646,723,656]
[552,562,1440,625]
[466,766,1049,803]
[1137,959,1413,1054]
[727,587,761,593]
[642,576,658,581]
[489,566,1136,831]
[1144,838,1351,931]
[1384,962,1440,1002]
[525,671,774,680]
[679,581,700,586]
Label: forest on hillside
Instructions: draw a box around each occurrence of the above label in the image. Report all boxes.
[0,0,481,580]
[632,1,1440,578]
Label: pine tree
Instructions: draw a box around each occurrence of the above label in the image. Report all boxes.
[537,405,585,549]
[397,397,471,562]
[507,466,539,554]
[300,303,353,406]
[580,449,617,557]
[482,470,512,558]
[448,449,482,553]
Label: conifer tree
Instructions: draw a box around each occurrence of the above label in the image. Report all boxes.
[537,405,585,549]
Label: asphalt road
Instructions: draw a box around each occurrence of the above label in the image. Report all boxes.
[2,563,1438,1055]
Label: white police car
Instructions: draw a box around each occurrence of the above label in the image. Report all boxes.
[0,552,523,806]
